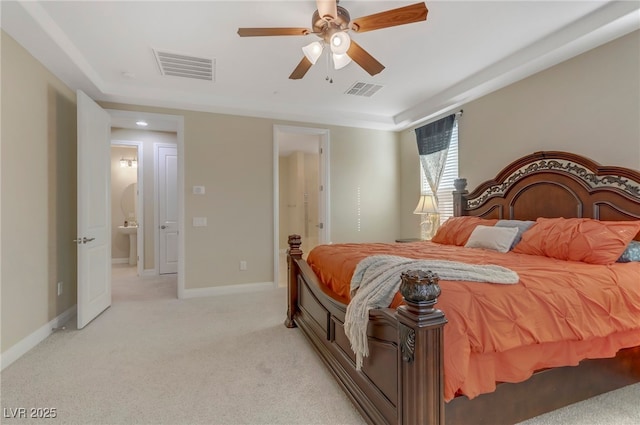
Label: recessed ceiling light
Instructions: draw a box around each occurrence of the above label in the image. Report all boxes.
[136,121,148,127]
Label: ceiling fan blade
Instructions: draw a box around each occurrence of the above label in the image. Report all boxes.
[347,40,385,76]
[316,0,338,20]
[237,28,310,37]
[289,57,314,80]
[351,2,428,33]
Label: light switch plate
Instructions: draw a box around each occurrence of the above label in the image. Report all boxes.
[193,186,205,195]
[193,217,207,227]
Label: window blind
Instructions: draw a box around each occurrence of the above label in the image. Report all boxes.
[420,120,458,224]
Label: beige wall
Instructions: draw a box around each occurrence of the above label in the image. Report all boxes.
[100,103,401,290]
[328,126,400,243]
[1,32,78,351]
[400,30,640,238]
[459,30,640,189]
[110,128,177,270]
[399,130,423,239]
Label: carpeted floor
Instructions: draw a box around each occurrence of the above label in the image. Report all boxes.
[1,265,638,424]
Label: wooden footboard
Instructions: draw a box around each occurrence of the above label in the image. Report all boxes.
[286,235,640,425]
[285,234,447,425]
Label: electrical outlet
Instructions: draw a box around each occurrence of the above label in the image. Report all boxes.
[57,281,63,296]
[239,261,247,271]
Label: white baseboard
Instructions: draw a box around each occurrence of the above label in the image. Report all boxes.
[181,281,275,299]
[142,269,157,277]
[1,305,76,371]
[111,258,129,264]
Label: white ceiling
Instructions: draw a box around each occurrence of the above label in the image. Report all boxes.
[2,1,639,132]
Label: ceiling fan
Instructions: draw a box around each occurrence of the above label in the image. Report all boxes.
[238,1,428,80]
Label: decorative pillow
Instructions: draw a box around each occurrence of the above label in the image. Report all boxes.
[431,216,499,246]
[495,219,535,250]
[617,241,640,263]
[512,217,640,265]
[464,225,519,253]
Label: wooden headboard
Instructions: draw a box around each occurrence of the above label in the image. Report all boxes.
[453,152,640,236]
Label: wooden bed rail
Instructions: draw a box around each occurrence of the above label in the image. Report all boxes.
[285,234,448,424]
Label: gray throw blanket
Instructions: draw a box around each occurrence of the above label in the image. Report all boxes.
[345,255,520,370]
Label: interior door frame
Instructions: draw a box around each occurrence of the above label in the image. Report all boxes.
[106,109,185,299]
[273,125,330,287]
[111,140,144,277]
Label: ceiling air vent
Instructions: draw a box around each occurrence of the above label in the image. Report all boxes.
[345,82,383,97]
[153,49,215,81]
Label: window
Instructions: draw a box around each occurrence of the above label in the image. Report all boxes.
[420,120,458,223]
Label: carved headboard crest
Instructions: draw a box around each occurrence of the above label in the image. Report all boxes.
[454,151,640,222]
[466,159,640,208]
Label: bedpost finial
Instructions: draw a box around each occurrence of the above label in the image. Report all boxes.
[288,234,303,258]
[454,178,468,192]
[400,269,441,304]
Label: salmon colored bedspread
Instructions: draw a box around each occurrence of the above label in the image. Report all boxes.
[307,241,640,401]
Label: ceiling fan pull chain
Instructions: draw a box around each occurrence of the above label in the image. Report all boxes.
[326,51,333,84]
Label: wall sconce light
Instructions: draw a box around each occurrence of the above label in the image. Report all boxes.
[413,194,439,240]
[120,157,138,168]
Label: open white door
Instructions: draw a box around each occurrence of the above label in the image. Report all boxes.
[157,144,178,274]
[76,90,111,329]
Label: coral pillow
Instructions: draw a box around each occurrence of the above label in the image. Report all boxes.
[512,217,640,264]
[431,216,499,246]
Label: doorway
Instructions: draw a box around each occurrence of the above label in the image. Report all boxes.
[110,141,143,277]
[273,125,330,287]
[107,109,185,298]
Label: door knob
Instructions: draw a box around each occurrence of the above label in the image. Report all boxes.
[73,237,95,244]
[160,225,167,229]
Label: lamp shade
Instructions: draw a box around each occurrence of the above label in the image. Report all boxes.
[332,53,351,70]
[302,41,323,64]
[329,31,350,55]
[413,194,439,214]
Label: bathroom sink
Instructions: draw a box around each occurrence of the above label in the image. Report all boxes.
[118,225,138,235]
[118,226,138,266]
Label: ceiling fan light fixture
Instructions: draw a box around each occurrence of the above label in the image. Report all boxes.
[330,31,350,55]
[302,41,324,65]
[332,53,351,70]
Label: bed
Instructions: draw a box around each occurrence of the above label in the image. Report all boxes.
[284,151,640,425]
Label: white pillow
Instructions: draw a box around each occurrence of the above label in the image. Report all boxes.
[464,225,519,253]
